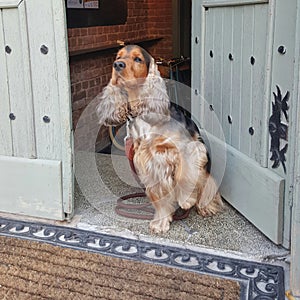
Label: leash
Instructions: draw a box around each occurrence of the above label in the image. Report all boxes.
[115,192,154,220]
[115,192,191,221]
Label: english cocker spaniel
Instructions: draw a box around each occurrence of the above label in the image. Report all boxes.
[97,45,223,233]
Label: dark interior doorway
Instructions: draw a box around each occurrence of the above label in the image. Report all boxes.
[172,0,192,58]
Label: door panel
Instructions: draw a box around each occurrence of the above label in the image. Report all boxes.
[202,4,269,163]
[0,3,36,158]
[0,0,73,220]
[0,156,63,219]
[207,134,284,243]
[191,0,298,245]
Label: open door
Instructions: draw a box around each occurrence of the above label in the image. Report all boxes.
[0,0,73,220]
[192,0,298,246]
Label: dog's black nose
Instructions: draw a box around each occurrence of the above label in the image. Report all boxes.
[113,61,126,71]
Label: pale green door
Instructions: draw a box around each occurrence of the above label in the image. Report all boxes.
[192,0,298,247]
[0,0,73,220]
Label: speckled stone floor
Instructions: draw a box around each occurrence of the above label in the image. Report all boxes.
[74,150,290,262]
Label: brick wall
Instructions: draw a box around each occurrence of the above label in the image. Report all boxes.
[68,0,173,150]
[147,0,173,58]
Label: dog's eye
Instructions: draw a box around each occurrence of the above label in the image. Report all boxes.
[134,57,143,63]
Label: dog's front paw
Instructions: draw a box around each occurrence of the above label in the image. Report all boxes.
[179,197,197,210]
[197,206,218,217]
[196,193,223,217]
[150,218,171,234]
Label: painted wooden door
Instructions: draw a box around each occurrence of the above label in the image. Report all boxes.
[0,0,73,220]
[192,0,299,246]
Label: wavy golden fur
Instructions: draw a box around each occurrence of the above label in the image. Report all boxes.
[97,45,223,233]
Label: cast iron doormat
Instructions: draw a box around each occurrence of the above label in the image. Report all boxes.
[0,217,284,299]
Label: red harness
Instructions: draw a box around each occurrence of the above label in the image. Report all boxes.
[125,137,137,174]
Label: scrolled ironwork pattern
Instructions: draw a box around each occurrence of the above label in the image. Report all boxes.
[269,85,289,174]
[0,217,284,299]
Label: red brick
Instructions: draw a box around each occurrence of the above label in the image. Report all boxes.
[73,90,86,102]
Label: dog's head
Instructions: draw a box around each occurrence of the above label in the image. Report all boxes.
[112,45,152,88]
[97,45,170,126]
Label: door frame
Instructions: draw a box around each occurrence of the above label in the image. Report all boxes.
[290,1,300,294]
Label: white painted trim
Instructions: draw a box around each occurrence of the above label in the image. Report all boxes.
[203,0,268,7]
[191,0,205,122]
[290,0,300,294]
[0,0,22,8]
[260,0,275,167]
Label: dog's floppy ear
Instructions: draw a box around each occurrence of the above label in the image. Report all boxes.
[140,57,170,117]
[97,79,128,126]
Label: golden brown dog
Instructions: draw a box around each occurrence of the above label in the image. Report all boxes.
[97,45,223,233]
